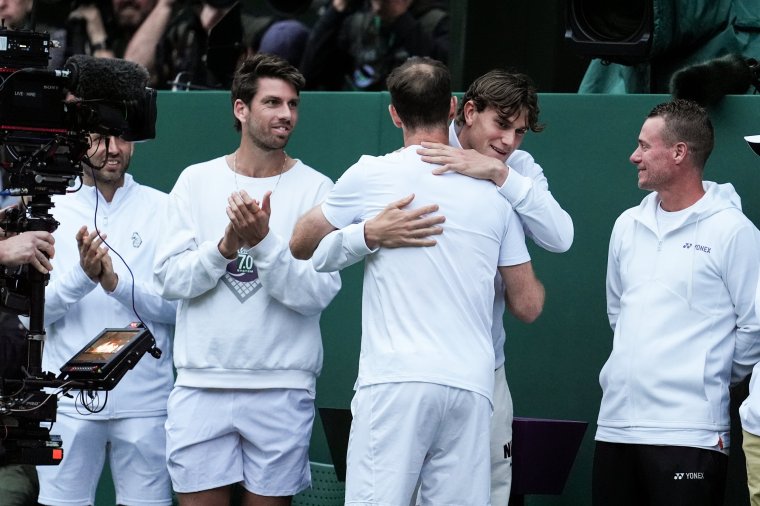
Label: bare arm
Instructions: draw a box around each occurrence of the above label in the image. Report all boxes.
[498,261,544,323]
[290,205,338,260]
[123,0,176,73]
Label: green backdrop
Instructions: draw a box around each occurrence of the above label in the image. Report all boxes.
[92,91,760,505]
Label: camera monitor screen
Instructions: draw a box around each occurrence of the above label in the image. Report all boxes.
[59,326,155,390]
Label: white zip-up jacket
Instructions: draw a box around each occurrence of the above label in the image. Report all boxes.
[598,181,760,449]
[41,174,177,419]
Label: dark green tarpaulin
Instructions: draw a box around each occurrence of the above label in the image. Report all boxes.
[579,0,760,94]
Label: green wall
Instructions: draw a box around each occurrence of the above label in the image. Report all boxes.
[94,91,760,505]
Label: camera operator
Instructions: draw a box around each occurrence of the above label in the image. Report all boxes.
[0,224,54,275]
[0,210,53,506]
[33,133,177,506]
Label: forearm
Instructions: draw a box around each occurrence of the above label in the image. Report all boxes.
[505,278,544,323]
[123,0,175,71]
[290,205,337,260]
[500,261,544,323]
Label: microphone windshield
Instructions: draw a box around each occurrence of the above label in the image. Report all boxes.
[670,54,753,107]
[64,55,150,103]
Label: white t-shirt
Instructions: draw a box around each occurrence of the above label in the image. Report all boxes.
[321,146,529,402]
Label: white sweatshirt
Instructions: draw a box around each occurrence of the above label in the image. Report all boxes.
[42,174,177,419]
[153,156,340,393]
[598,182,760,450]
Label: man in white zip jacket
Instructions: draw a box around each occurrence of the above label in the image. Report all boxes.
[594,99,760,506]
[153,54,341,506]
[308,69,574,505]
[35,133,178,506]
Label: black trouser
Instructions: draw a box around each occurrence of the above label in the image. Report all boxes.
[592,441,728,506]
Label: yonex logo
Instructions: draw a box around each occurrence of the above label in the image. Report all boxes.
[681,242,711,253]
[673,472,704,480]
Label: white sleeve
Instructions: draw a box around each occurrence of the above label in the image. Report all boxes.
[606,220,623,332]
[247,228,341,316]
[107,275,178,324]
[728,224,760,384]
[498,210,530,267]
[311,222,377,272]
[500,150,574,253]
[152,176,232,301]
[321,163,368,230]
[42,263,98,326]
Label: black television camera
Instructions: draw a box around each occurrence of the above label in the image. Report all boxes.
[0,26,160,466]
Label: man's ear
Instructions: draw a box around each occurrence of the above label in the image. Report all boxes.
[388,104,403,128]
[233,99,249,125]
[462,100,476,126]
[449,96,457,121]
[673,141,688,164]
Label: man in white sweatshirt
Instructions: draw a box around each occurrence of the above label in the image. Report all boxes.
[593,99,760,506]
[153,53,340,506]
[36,132,177,506]
[307,69,574,505]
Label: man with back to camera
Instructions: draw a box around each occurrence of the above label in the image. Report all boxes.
[34,132,177,506]
[309,69,573,505]
[593,99,760,506]
[152,53,341,505]
[290,57,545,505]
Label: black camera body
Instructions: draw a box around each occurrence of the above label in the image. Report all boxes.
[0,27,159,466]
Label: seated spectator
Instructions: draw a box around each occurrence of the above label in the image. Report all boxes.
[299,0,449,90]
[126,0,303,90]
[146,0,244,89]
[258,18,310,67]
[66,0,157,59]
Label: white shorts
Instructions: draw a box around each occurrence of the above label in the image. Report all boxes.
[165,386,314,496]
[345,382,491,506]
[37,412,171,506]
[490,364,514,505]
